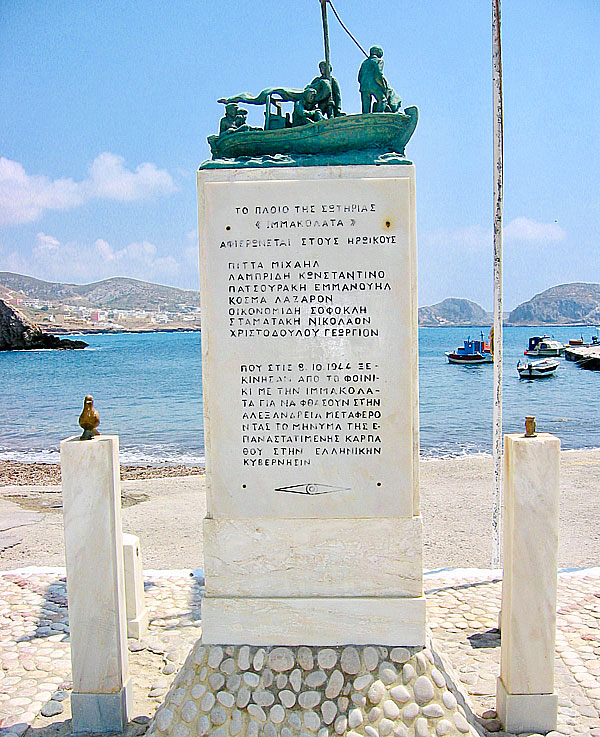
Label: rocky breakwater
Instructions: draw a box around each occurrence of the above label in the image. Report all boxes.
[0,299,87,350]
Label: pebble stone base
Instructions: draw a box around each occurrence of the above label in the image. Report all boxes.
[147,643,478,737]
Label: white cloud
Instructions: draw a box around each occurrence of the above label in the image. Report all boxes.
[423,217,566,253]
[9,232,183,284]
[0,154,175,225]
[504,216,565,242]
[424,225,492,253]
[86,153,175,202]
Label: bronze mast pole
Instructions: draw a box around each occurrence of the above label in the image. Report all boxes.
[320,0,332,81]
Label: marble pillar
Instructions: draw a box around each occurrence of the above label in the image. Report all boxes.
[61,435,132,733]
[122,533,149,639]
[497,432,560,733]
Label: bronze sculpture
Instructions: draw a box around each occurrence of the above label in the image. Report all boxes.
[310,61,343,118]
[79,395,100,440]
[358,46,387,113]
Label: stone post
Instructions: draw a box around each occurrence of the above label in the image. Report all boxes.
[122,533,149,639]
[497,432,560,733]
[60,435,132,733]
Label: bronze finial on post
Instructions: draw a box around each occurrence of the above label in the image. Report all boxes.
[79,395,100,440]
[524,416,537,438]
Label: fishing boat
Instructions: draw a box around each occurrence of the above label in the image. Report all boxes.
[446,333,493,365]
[524,335,564,357]
[517,358,559,378]
[208,108,418,159]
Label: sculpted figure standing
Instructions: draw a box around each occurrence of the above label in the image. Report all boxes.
[358,45,387,113]
[310,61,343,118]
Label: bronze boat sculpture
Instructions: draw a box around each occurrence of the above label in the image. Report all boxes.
[208,107,418,160]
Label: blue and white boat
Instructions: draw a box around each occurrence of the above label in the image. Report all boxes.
[445,333,493,365]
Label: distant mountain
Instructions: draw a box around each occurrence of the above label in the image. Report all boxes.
[508,283,600,325]
[0,272,199,311]
[418,298,489,327]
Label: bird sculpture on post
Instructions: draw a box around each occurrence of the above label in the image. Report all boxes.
[79,395,100,440]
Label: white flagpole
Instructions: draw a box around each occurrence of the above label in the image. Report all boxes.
[491,0,504,569]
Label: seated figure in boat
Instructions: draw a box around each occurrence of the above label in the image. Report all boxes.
[292,87,325,127]
[219,103,242,134]
[310,61,343,118]
[358,45,388,113]
[218,103,260,136]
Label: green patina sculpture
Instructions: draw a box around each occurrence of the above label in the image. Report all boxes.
[310,61,343,118]
[358,46,386,113]
[359,46,402,114]
[292,87,325,127]
[205,41,417,168]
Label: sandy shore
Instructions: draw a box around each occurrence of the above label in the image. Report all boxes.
[0,460,205,486]
[1,449,599,571]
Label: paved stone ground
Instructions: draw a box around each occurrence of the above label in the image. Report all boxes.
[0,568,598,736]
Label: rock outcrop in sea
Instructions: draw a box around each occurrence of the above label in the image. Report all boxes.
[0,299,88,351]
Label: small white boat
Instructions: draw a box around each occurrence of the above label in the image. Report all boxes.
[517,358,559,378]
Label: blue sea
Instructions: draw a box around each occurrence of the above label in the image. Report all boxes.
[0,326,598,465]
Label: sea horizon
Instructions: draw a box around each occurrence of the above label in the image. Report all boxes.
[1,326,598,467]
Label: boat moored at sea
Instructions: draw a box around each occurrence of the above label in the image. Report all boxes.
[517,358,559,378]
[446,333,493,365]
[524,335,564,357]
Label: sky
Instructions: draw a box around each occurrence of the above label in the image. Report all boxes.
[0,0,598,311]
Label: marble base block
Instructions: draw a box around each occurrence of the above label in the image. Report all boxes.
[498,433,560,732]
[201,596,426,646]
[122,533,149,639]
[71,679,133,735]
[497,677,558,733]
[60,435,130,731]
[204,517,423,598]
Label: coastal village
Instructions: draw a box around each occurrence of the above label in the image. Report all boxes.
[0,275,202,334]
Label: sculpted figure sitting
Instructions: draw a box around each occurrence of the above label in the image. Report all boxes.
[310,61,343,118]
[219,103,241,134]
[292,87,325,127]
[358,45,388,113]
[218,103,258,135]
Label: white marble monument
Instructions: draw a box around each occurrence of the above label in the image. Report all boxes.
[61,435,132,733]
[197,165,424,645]
[497,432,560,733]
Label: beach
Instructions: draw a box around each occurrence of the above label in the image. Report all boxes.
[2,448,599,571]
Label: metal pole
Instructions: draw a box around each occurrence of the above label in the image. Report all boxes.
[320,0,332,80]
[491,0,504,569]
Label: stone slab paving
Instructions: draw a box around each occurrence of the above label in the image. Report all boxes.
[0,568,598,736]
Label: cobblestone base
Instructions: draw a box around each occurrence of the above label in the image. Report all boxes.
[147,643,478,737]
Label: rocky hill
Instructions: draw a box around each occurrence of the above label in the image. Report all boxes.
[0,300,87,350]
[418,298,489,327]
[508,283,600,325]
[0,272,199,311]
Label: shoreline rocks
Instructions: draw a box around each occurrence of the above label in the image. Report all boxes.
[0,299,88,351]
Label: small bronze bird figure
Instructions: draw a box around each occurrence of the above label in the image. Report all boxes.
[79,395,100,440]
